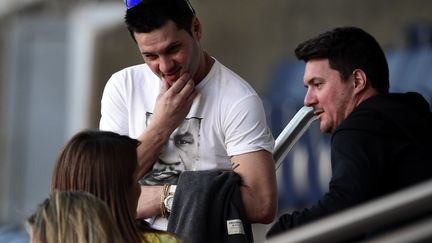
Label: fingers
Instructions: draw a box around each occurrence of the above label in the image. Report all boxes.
[165,73,196,104]
[169,73,192,94]
[184,88,198,107]
[178,79,195,99]
[153,73,197,132]
[160,79,169,94]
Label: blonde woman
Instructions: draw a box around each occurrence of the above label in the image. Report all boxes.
[27,191,123,243]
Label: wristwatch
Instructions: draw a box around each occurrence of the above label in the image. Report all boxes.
[163,185,176,213]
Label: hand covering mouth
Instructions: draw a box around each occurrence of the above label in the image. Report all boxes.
[162,69,182,83]
[163,73,179,83]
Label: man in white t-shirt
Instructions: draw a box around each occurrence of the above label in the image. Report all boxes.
[100,0,277,230]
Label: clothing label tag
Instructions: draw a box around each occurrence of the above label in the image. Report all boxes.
[226,219,245,235]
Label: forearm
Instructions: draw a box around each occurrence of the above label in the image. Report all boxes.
[136,185,164,219]
[240,181,277,224]
[267,186,354,237]
[135,123,172,179]
[232,150,278,224]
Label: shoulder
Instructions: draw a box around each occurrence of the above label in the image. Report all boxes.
[104,63,159,92]
[112,64,155,79]
[336,95,387,134]
[142,231,181,243]
[210,59,257,96]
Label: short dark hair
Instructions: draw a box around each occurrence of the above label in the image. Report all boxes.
[295,27,389,94]
[125,0,195,41]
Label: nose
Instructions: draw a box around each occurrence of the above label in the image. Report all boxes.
[159,56,175,73]
[159,138,181,164]
[304,88,316,107]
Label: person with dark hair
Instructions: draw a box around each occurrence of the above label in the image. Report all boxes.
[100,0,277,234]
[267,26,432,238]
[27,191,123,243]
[51,130,180,243]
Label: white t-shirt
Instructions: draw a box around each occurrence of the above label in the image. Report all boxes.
[100,58,274,229]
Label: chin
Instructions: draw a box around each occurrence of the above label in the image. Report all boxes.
[319,123,332,134]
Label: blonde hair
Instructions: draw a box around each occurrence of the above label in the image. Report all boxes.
[27,191,123,243]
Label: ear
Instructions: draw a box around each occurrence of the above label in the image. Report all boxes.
[191,16,202,40]
[352,69,367,94]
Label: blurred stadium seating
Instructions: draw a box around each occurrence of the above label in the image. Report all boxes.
[0,225,28,243]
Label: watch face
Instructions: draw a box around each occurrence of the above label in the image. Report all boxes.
[164,195,174,211]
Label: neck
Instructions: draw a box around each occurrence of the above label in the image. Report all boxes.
[194,51,214,85]
[356,87,379,106]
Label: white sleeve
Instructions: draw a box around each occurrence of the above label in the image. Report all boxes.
[99,73,129,135]
[224,94,275,156]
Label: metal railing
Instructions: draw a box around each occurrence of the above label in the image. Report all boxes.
[273,106,317,170]
[267,178,432,243]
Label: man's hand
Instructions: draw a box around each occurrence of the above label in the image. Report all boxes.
[136,185,164,219]
[152,72,197,133]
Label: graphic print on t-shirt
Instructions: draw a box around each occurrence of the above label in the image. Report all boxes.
[140,112,202,185]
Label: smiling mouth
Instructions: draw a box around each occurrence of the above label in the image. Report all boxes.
[163,73,179,82]
[162,68,183,83]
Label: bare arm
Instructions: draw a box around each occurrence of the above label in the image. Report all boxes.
[135,73,197,178]
[135,73,197,219]
[136,185,164,219]
[232,150,278,224]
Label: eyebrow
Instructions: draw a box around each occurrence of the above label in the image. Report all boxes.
[305,77,324,86]
[141,41,181,56]
[304,77,315,88]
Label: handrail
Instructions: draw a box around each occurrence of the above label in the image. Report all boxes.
[363,216,432,243]
[273,106,317,170]
[266,178,432,243]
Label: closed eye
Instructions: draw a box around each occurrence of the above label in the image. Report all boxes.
[166,43,181,54]
[143,54,157,61]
